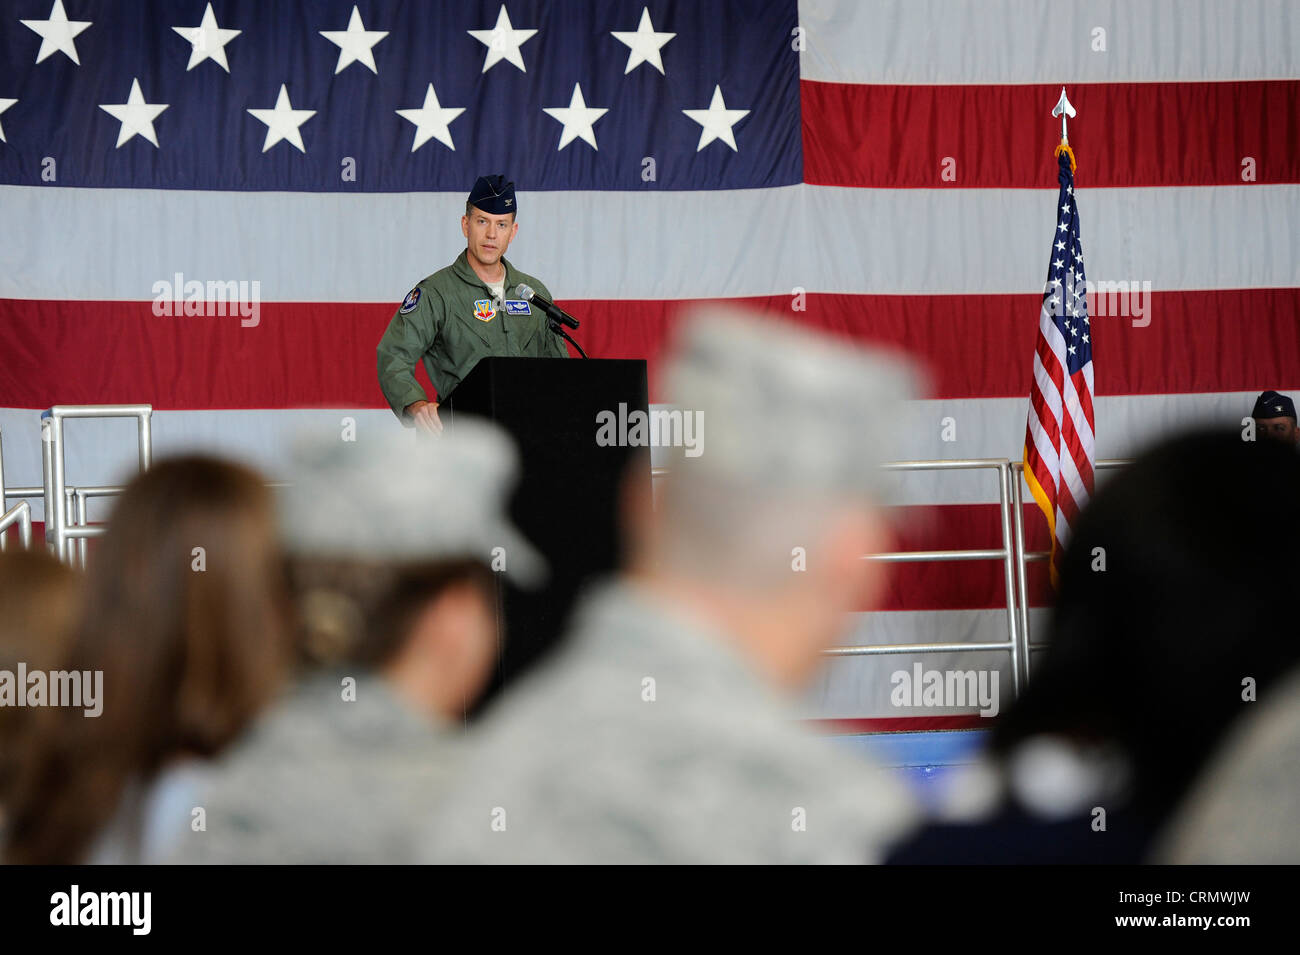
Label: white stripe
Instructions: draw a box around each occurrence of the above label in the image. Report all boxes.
[1026,408,1060,482]
[1026,362,1061,466]
[1,184,1296,301]
[801,609,1051,720]
[1036,305,1097,492]
[0,392,1270,518]
[1030,356,1060,424]
[1055,506,1072,550]
[1029,342,1064,445]
[1030,344,1062,416]
[1056,444,1089,519]
[1062,369,1097,457]
[799,0,1300,85]
[1039,308,1071,383]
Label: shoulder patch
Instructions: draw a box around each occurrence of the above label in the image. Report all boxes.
[399,287,421,314]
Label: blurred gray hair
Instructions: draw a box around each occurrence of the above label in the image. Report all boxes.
[653,306,921,586]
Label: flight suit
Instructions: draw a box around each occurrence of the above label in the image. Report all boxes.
[376,249,570,424]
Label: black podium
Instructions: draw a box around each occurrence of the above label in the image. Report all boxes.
[445,356,650,706]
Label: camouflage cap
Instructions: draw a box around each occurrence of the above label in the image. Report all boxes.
[279,416,544,586]
[662,306,921,498]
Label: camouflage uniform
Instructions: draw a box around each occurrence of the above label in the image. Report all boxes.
[423,581,918,864]
[170,672,461,864]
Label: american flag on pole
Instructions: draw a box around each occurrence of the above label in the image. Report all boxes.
[1024,147,1095,588]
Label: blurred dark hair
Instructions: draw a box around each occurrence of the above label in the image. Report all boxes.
[4,456,292,864]
[0,550,81,810]
[288,556,496,669]
[991,428,1300,819]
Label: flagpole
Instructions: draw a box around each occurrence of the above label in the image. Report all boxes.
[1052,86,1076,172]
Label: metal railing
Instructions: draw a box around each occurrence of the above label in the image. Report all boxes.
[1010,458,1132,686]
[2,407,1129,709]
[651,457,1135,703]
[3,482,291,568]
[840,459,1024,698]
[4,485,122,550]
[40,405,152,562]
[0,427,6,550]
[651,458,1028,699]
[66,485,124,568]
[0,500,32,549]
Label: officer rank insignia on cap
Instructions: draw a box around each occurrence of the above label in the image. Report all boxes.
[1252,390,1297,420]
[399,288,421,314]
[468,174,516,216]
[473,299,497,322]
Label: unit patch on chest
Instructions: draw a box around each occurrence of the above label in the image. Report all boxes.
[472,299,497,322]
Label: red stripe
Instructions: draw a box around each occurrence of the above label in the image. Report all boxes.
[1028,375,1061,450]
[1055,480,1082,539]
[1072,369,1096,442]
[1057,389,1092,499]
[1023,439,1055,516]
[1,290,1296,408]
[1070,447,1095,505]
[1064,377,1096,495]
[1035,324,1066,392]
[868,504,1054,611]
[802,79,1300,188]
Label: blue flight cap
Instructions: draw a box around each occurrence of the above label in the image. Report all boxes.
[468,174,516,216]
[1252,390,1297,421]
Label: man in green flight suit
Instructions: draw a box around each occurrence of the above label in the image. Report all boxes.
[377,174,570,434]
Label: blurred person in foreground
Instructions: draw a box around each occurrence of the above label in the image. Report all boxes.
[0,550,81,838]
[170,418,542,863]
[1157,663,1300,863]
[1250,390,1298,447]
[423,307,921,864]
[887,429,1300,864]
[3,458,292,864]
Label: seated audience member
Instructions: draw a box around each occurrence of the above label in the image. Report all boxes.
[3,457,292,864]
[170,419,541,863]
[423,307,921,864]
[1156,665,1300,863]
[1251,390,1298,446]
[0,551,81,835]
[887,430,1300,863]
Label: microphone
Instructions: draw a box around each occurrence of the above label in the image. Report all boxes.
[516,284,579,329]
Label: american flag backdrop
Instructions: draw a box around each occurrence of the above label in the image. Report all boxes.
[1024,148,1094,590]
[1,1,1297,721]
